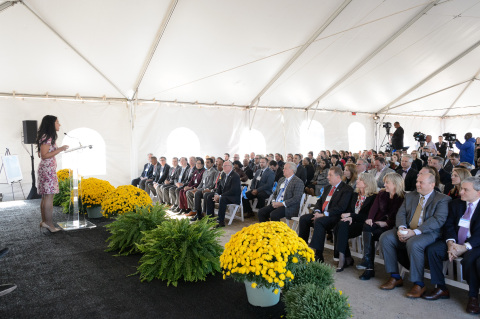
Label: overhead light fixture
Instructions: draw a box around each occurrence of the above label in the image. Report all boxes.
[0,1,16,13]
[373,114,379,120]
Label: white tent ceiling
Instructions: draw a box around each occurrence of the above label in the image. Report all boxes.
[1,0,479,117]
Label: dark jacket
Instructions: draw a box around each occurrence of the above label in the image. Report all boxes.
[396,167,418,192]
[444,199,480,248]
[295,164,307,185]
[348,193,377,224]
[367,190,404,229]
[216,171,241,205]
[313,182,354,217]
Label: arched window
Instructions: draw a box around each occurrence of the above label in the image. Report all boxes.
[62,128,106,175]
[239,128,266,156]
[348,122,366,152]
[165,127,201,159]
[299,120,325,154]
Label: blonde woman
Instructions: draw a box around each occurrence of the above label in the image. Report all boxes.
[357,173,405,280]
[447,167,472,200]
[334,172,378,272]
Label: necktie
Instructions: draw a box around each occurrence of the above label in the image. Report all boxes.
[410,196,425,229]
[403,170,408,174]
[458,203,474,244]
[260,170,263,177]
[322,186,336,211]
[275,178,290,202]
[214,173,221,188]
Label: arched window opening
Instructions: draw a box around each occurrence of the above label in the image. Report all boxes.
[348,122,366,152]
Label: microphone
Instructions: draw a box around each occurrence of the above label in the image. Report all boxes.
[64,132,82,147]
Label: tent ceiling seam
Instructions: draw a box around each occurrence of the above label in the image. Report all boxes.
[441,66,480,117]
[21,1,127,99]
[305,0,440,111]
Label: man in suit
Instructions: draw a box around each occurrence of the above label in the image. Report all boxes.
[164,157,189,207]
[430,156,453,194]
[188,157,217,221]
[201,160,224,219]
[298,166,354,262]
[171,157,196,212]
[269,160,284,182]
[390,122,404,151]
[150,156,170,197]
[275,153,285,169]
[443,150,454,173]
[143,156,160,194]
[257,162,304,222]
[369,157,395,188]
[396,155,418,192]
[355,158,369,175]
[423,177,480,314]
[131,153,153,187]
[206,161,241,228]
[378,173,450,298]
[156,157,179,204]
[243,157,275,218]
[293,154,307,185]
[436,136,448,159]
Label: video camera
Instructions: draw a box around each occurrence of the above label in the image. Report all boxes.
[442,132,457,149]
[382,122,392,134]
[413,132,426,147]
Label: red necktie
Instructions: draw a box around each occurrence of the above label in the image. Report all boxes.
[214,173,221,188]
[322,186,336,211]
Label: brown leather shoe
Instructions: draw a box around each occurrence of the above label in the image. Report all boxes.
[380,277,403,290]
[466,297,480,314]
[185,211,196,217]
[406,284,426,299]
[421,287,450,300]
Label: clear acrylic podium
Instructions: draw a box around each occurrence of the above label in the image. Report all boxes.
[57,145,96,231]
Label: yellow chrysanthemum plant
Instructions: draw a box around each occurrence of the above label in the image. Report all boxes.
[56,168,73,182]
[220,221,315,294]
[101,185,152,218]
[79,177,115,208]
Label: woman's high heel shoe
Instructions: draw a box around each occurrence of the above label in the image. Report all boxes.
[40,222,61,233]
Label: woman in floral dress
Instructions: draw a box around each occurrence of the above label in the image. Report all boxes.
[36,115,69,232]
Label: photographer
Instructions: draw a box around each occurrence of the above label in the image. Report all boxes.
[389,122,404,150]
[435,135,447,158]
[455,132,476,165]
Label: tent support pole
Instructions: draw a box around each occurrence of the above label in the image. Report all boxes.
[377,39,480,114]
[305,0,440,111]
[132,0,178,98]
[442,68,480,117]
[21,1,127,99]
[246,0,352,110]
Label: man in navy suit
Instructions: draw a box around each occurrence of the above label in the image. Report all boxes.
[150,157,170,196]
[396,154,418,192]
[242,157,275,218]
[293,154,307,185]
[131,153,153,188]
[423,177,480,314]
[206,161,241,228]
[298,166,354,262]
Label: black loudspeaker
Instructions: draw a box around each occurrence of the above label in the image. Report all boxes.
[23,120,38,144]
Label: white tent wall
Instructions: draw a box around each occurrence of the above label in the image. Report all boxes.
[444,114,480,145]
[0,98,130,200]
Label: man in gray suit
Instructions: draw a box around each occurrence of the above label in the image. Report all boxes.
[257,162,304,222]
[379,173,451,298]
[243,157,275,218]
[156,157,179,204]
[369,157,394,188]
[187,157,217,220]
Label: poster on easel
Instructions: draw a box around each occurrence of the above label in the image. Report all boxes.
[1,155,23,183]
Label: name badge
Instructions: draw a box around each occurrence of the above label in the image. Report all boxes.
[279,183,285,189]
[459,218,470,229]
[324,211,329,217]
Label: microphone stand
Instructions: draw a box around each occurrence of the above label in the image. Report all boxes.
[27,144,41,199]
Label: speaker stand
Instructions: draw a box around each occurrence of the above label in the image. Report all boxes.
[27,144,41,200]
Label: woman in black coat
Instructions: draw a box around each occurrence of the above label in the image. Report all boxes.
[333,172,378,272]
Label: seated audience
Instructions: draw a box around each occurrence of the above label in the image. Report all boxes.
[342,163,357,189]
[303,157,315,183]
[242,158,254,179]
[224,153,230,161]
[205,161,241,228]
[370,157,395,189]
[411,150,423,171]
[429,156,453,194]
[355,158,369,175]
[287,153,294,162]
[150,156,170,196]
[445,152,461,173]
[331,155,344,170]
[164,157,190,208]
[233,154,240,162]
[269,160,284,182]
[131,153,153,188]
[243,157,275,218]
[257,162,304,222]
[305,158,330,196]
[418,166,441,192]
[307,151,316,166]
[346,156,356,164]
[358,173,405,280]
[389,154,400,170]
[156,157,179,204]
[293,154,307,185]
[170,157,196,211]
[275,153,285,168]
[471,158,480,177]
[448,167,472,200]
[178,158,205,215]
[233,160,248,182]
[143,156,159,193]
[334,173,377,272]
[298,166,354,262]
[188,157,218,221]
[396,155,417,192]
[378,173,450,298]
[423,177,480,315]
[200,159,224,219]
